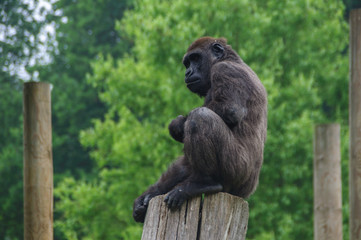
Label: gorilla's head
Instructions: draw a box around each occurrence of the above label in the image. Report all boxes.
[182,37,229,96]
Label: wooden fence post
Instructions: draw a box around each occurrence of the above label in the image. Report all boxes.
[350,8,361,240]
[23,82,53,240]
[141,192,248,240]
[313,124,343,240]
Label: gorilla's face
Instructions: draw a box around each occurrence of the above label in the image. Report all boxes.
[183,43,224,96]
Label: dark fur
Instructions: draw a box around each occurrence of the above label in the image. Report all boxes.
[133,37,267,223]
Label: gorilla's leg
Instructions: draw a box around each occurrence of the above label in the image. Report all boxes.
[164,107,238,209]
[133,156,190,222]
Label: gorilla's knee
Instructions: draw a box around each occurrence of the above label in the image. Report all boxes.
[188,107,217,123]
[185,107,222,136]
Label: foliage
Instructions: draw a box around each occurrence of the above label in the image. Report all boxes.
[0,0,47,79]
[343,0,361,14]
[54,0,349,239]
[0,1,49,238]
[36,0,133,175]
[35,1,133,239]
[350,0,361,7]
[0,79,23,239]
[0,0,132,239]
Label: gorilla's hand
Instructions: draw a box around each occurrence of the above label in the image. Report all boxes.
[164,187,189,210]
[169,115,187,142]
[133,193,153,223]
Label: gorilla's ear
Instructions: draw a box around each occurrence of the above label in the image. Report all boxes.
[211,43,224,59]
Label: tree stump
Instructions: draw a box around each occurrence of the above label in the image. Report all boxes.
[141,192,249,240]
[313,124,342,240]
[23,82,53,240]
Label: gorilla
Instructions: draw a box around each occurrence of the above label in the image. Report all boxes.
[133,37,267,223]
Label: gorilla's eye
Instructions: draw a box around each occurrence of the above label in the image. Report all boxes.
[212,43,224,59]
[212,43,223,52]
[189,53,201,63]
[183,53,201,68]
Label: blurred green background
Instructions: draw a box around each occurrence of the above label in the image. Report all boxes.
[0,0,354,239]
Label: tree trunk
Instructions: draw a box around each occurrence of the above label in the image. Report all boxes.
[23,82,53,240]
[313,124,342,240]
[349,8,361,240]
[142,192,248,240]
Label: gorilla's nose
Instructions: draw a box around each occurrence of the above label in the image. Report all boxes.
[185,68,193,77]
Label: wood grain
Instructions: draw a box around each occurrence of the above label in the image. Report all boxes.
[350,8,361,240]
[142,192,248,240]
[313,124,342,240]
[23,82,53,240]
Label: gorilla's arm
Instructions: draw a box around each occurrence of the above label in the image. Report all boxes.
[133,157,190,222]
[206,62,249,128]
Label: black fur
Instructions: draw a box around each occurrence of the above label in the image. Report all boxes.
[133,37,267,223]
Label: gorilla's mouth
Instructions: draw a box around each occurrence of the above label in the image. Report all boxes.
[186,78,200,86]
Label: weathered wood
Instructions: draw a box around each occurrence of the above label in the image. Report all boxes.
[23,82,53,240]
[142,192,248,240]
[350,8,361,240]
[313,124,342,240]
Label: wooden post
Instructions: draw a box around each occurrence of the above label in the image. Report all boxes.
[23,82,53,240]
[350,8,361,240]
[313,124,342,240]
[141,192,248,240]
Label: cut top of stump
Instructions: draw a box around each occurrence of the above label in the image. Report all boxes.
[141,192,249,240]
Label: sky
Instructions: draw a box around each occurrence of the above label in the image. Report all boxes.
[0,0,57,81]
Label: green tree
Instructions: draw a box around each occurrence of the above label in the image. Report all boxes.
[34,1,133,239]
[54,0,349,239]
[36,0,133,175]
[0,1,49,238]
[0,0,133,239]
[0,0,47,80]
[0,79,24,239]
